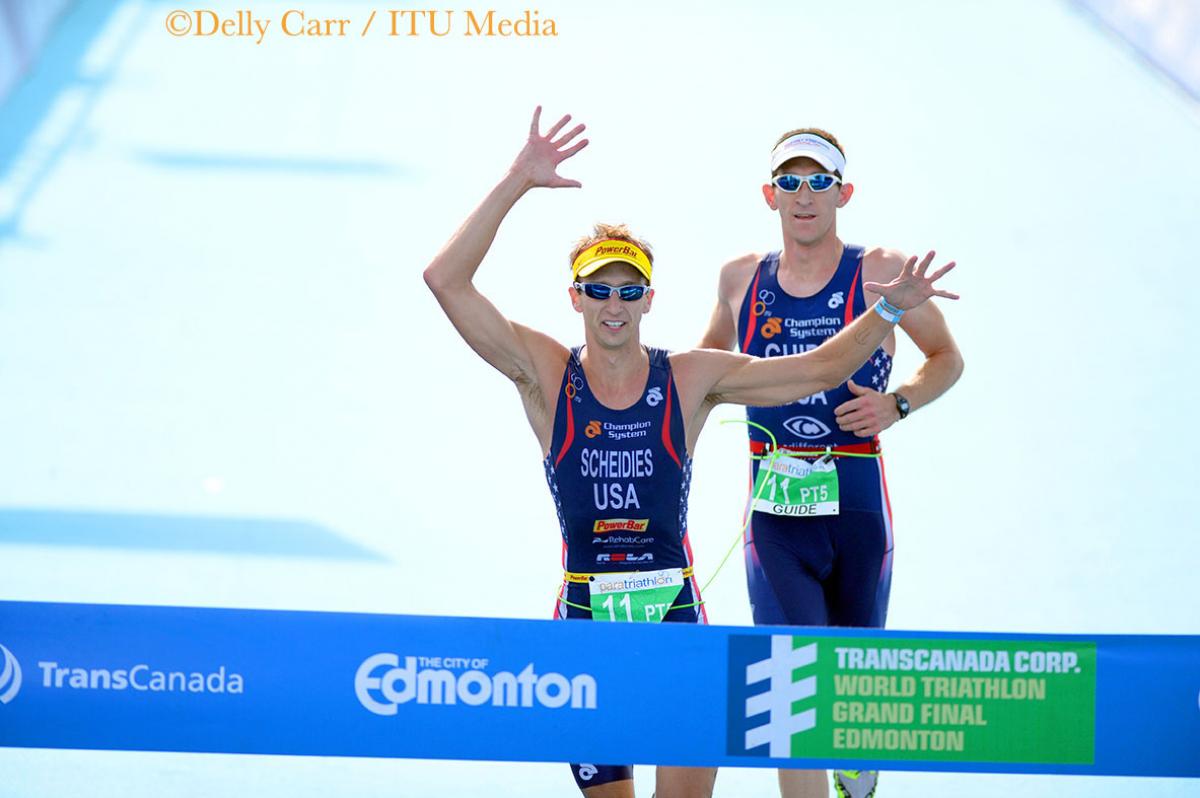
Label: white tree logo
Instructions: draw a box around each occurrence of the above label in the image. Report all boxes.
[743,636,818,756]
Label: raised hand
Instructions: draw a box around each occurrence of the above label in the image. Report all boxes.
[863,251,959,311]
[509,106,589,190]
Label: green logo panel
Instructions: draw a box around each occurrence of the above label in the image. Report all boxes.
[789,637,1096,763]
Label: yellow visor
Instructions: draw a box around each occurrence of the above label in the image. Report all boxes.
[571,239,652,282]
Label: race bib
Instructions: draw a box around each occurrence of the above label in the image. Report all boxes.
[751,454,840,516]
[588,568,686,623]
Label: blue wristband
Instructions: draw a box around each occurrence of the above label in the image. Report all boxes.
[874,298,905,323]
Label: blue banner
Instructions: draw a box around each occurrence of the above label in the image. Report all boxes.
[0,601,1197,776]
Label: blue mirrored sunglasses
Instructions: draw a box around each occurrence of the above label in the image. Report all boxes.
[771,173,840,193]
[573,282,649,301]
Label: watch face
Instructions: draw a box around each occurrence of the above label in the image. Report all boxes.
[894,393,910,418]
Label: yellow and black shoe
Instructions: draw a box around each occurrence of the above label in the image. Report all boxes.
[833,769,878,798]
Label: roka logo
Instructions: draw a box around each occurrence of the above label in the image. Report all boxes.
[727,635,820,757]
[585,420,602,438]
[0,644,22,704]
[596,552,653,564]
[828,291,845,309]
[782,416,831,440]
[646,387,663,407]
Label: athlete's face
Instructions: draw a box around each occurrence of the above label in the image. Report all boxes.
[569,261,653,350]
[762,157,854,245]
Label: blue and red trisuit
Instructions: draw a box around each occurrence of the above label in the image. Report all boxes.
[543,345,703,788]
[737,245,895,628]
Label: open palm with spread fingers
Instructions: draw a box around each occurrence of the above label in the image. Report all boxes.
[864,250,959,310]
[510,106,589,189]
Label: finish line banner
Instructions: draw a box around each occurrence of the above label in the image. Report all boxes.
[0,601,1197,776]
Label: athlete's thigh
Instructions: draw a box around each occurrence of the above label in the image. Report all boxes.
[659,579,702,623]
[828,509,892,628]
[745,511,834,626]
[574,764,633,794]
[655,765,716,798]
[569,586,697,794]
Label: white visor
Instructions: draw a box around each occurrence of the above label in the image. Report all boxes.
[769,133,846,177]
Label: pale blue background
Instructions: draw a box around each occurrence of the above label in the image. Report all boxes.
[2,1,1198,795]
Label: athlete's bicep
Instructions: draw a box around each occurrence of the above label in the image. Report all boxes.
[714,353,834,407]
[513,323,571,391]
[698,254,759,351]
[508,324,571,454]
[897,299,960,359]
[681,349,829,408]
[428,282,543,383]
[697,299,736,350]
[860,247,908,297]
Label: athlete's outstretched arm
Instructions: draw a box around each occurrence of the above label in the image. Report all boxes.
[423,107,588,384]
[832,247,964,436]
[685,252,958,407]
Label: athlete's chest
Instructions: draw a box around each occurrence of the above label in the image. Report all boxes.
[774,261,841,300]
[736,253,847,328]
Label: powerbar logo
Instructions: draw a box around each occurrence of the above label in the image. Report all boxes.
[355,654,598,716]
[594,244,641,259]
[0,644,22,704]
[727,635,818,757]
[593,518,649,534]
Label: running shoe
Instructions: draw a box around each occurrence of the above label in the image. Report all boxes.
[833,769,878,798]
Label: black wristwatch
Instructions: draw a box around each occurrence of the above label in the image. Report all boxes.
[892,392,911,420]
